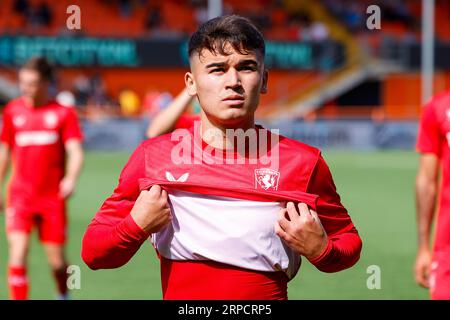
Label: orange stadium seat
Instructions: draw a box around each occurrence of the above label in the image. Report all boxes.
[161,1,195,34]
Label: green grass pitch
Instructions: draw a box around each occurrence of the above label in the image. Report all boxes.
[0,150,430,299]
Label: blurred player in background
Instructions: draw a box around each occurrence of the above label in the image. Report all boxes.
[0,57,84,300]
[82,15,361,299]
[415,90,450,300]
[146,88,200,138]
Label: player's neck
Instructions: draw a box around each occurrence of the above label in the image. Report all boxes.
[23,95,51,108]
[200,114,255,150]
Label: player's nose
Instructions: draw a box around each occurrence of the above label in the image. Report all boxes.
[225,68,242,89]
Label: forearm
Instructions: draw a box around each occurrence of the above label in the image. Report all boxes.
[0,161,9,188]
[82,142,149,269]
[82,214,150,270]
[0,144,11,189]
[309,226,362,273]
[147,89,193,138]
[65,141,83,181]
[415,178,437,249]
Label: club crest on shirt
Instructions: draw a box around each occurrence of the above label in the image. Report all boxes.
[254,168,280,191]
[44,112,58,128]
[13,115,26,127]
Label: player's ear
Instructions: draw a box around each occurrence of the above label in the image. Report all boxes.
[260,69,268,94]
[185,72,197,96]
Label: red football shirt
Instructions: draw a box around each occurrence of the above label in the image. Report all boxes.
[174,113,200,130]
[82,124,362,280]
[0,97,83,197]
[416,91,450,252]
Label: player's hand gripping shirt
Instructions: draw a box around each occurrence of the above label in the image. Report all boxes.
[0,97,83,197]
[82,124,362,278]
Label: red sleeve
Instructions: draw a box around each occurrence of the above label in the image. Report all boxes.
[0,107,15,147]
[416,101,443,156]
[62,108,83,143]
[81,143,150,270]
[305,154,362,273]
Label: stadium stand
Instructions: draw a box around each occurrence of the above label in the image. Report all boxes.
[1,0,450,121]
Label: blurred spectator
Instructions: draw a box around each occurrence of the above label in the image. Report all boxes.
[250,12,272,33]
[142,88,163,117]
[118,0,133,18]
[89,81,110,106]
[142,89,174,115]
[56,90,76,107]
[90,74,104,93]
[27,1,53,29]
[119,89,141,117]
[73,75,91,106]
[343,2,364,32]
[192,1,208,26]
[384,0,413,26]
[145,5,162,30]
[157,91,174,110]
[66,73,125,119]
[286,12,309,41]
[270,2,288,27]
[322,0,416,35]
[13,0,30,17]
[309,21,329,42]
[2,0,422,43]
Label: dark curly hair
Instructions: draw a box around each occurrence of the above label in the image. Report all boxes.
[188,15,265,58]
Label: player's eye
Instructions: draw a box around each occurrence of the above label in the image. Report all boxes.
[210,68,225,73]
[238,66,256,72]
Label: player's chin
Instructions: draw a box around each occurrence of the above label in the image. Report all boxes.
[22,92,34,99]
[219,110,250,122]
[225,104,254,115]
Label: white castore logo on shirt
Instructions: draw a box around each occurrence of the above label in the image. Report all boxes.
[165,172,189,182]
[13,115,26,127]
[446,109,450,121]
[44,112,58,128]
[255,168,280,191]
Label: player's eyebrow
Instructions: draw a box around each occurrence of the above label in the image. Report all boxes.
[236,59,259,67]
[205,62,227,69]
[206,59,259,69]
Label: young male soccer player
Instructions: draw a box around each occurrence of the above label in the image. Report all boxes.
[82,15,362,299]
[415,90,450,299]
[0,57,84,300]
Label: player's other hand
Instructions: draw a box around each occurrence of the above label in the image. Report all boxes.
[130,185,172,234]
[275,202,328,260]
[59,176,76,199]
[414,246,432,288]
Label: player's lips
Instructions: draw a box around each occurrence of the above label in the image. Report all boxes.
[222,95,245,105]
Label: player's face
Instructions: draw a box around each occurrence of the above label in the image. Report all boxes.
[18,68,48,100]
[186,44,268,128]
